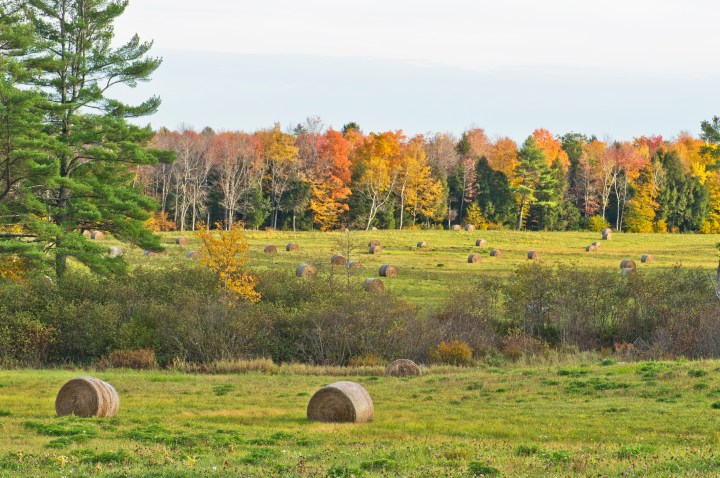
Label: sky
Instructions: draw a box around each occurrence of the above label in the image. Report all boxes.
[112,0,720,141]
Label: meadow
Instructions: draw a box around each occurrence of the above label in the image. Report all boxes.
[2,359,720,477]
[120,229,720,308]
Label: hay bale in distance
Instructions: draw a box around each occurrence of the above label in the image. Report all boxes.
[417,241,427,248]
[527,250,541,260]
[264,245,278,254]
[621,267,635,277]
[602,228,612,235]
[296,264,317,278]
[585,245,597,252]
[175,236,189,246]
[82,230,92,238]
[363,278,384,292]
[490,249,503,258]
[371,227,378,231]
[620,259,637,270]
[368,239,380,248]
[464,224,476,231]
[346,261,361,269]
[186,250,201,260]
[306,381,374,423]
[641,254,654,263]
[369,245,382,254]
[90,231,104,240]
[143,250,165,257]
[384,359,421,377]
[379,264,398,277]
[602,231,613,240]
[331,254,347,266]
[475,239,487,247]
[108,247,122,257]
[55,376,119,418]
[591,241,602,248]
[451,225,462,231]
[468,253,482,263]
[286,243,300,252]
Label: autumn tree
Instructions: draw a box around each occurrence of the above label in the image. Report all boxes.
[259,124,299,229]
[309,129,352,230]
[532,128,570,171]
[399,137,444,227]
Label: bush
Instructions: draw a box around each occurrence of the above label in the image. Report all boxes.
[500,330,547,360]
[101,348,157,370]
[431,340,473,366]
[586,215,610,232]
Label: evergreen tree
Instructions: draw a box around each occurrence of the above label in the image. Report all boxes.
[657,150,709,231]
[475,157,515,226]
[1,0,173,278]
[512,137,557,230]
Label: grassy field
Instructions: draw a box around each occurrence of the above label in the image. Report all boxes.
[2,360,720,477]
[110,229,720,308]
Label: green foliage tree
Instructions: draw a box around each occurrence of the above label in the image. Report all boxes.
[512,137,558,230]
[657,151,709,231]
[475,157,515,226]
[0,0,173,279]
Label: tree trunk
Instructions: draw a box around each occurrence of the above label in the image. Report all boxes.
[517,201,525,230]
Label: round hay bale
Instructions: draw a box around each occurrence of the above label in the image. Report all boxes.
[591,241,602,248]
[175,236,189,246]
[264,245,278,254]
[467,253,482,263]
[90,231,105,240]
[475,239,487,247]
[371,227,378,231]
[379,264,398,277]
[527,250,541,260]
[368,239,381,248]
[602,231,613,240]
[331,254,347,266]
[82,230,92,238]
[286,243,300,252]
[346,260,361,269]
[490,249,503,258]
[384,359,421,377]
[620,259,637,270]
[369,245,382,254]
[451,224,462,231]
[186,250,202,260]
[143,250,165,257]
[585,245,597,252]
[363,278,384,292]
[307,381,374,423]
[108,247,122,257]
[296,264,317,278]
[621,267,635,277]
[417,241,427,248]
[464,224,476,231]
[55,376,119,418]
[602,228,613,235]
[641,254,654,263]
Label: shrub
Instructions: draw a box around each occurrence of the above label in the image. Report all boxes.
[432,340,473,366]
[101,348,157,370]
[500,329,547,360]
[586,215,610,232]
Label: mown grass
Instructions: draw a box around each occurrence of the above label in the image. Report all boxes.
[2,360,720,477]
[105,229,720,308]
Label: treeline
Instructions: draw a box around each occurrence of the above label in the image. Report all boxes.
[143,119,720,233]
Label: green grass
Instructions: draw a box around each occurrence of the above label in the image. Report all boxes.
[2,361,720,476]
[109,229,720,307]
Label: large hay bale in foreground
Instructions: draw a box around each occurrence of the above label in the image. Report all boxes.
[527,250,541,260]
[620,259,637,270]
[264,245,277,254]
[464,224,475,231]
[55,377,119,418]
[296,264,317,278]
[186,250,201,260]
[475,239,487,247]
[175,236,189,246]
[363,278,384,292]
[490,249,503,258]
[379,264,398,277]
[331,254,347,266]
[368,239,381,248]
[641,254,654,263]
[384,359,421,377]
[346,260,361,269]
[286,243,300,252]
[451,225,462,231]
[602,231,613,240]
[585,245,597,252]
[109,247,122,257]
[467,253,482,263]
[369,245,382,254]
[417,241,427,248]
[90,231,105,240]
[307,381,374,423]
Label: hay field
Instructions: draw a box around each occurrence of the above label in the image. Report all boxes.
[111,230,720,307]
[2,360,720,477]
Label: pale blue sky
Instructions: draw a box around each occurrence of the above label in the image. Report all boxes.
[113,0,720,141]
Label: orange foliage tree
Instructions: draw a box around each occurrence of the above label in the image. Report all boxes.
[309,129,352,230]
[195,223,260,303]
[486,137,518,177]
[532,128,570,171]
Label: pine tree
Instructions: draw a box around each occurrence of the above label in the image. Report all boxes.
[0,0,173,278]
[511,137,557,230]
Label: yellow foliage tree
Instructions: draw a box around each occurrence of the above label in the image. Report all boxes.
[701,170,720,233]
[195,222,261,303]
